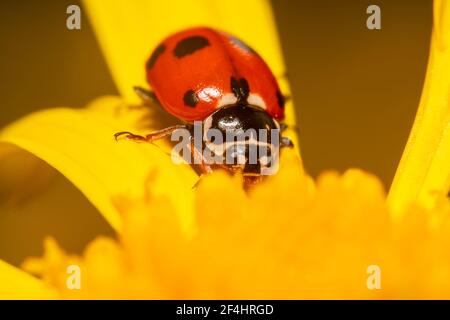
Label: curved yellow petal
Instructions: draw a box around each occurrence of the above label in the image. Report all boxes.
[0,96,198,233]
[82,0,299,148]
[388,0,450,217]
[0,259,57,299]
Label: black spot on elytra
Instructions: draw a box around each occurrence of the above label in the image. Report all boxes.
[276,90,285,109]
[183,90,199,107]
[230,77,250,103]
[146,44,166,70]
[174,36,210,58]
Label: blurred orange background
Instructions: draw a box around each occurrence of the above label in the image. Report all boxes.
[0,0,432,265]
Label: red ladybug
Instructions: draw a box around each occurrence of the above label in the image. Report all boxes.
[115,27,293,184]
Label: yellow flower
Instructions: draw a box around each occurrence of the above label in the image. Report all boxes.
[0,0,449,299]
[388,0,450,217]
[13,154,450,299]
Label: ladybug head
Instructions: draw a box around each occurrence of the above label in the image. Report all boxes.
[202,104,281,176]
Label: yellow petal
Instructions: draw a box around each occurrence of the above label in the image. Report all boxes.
[388,0,450,216]
[0,96,198,233]
[82,0,299,148]
[0,259,57,299]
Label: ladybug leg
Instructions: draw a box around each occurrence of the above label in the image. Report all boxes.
[244,175,263,189]
[114,125,188,143]
[281,136,294,149]
[280,123,300,133]
[114,131,146,142]
[133,86,159,104]
[189,137,213,174]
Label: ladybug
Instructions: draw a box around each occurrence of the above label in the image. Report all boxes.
[115,27,293,184]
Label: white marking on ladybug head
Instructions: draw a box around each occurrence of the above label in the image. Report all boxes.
[197,86,221,102]
[217,93,238,108]
[247,93,267,110]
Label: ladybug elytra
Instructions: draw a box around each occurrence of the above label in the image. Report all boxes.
[115,27,293,185]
